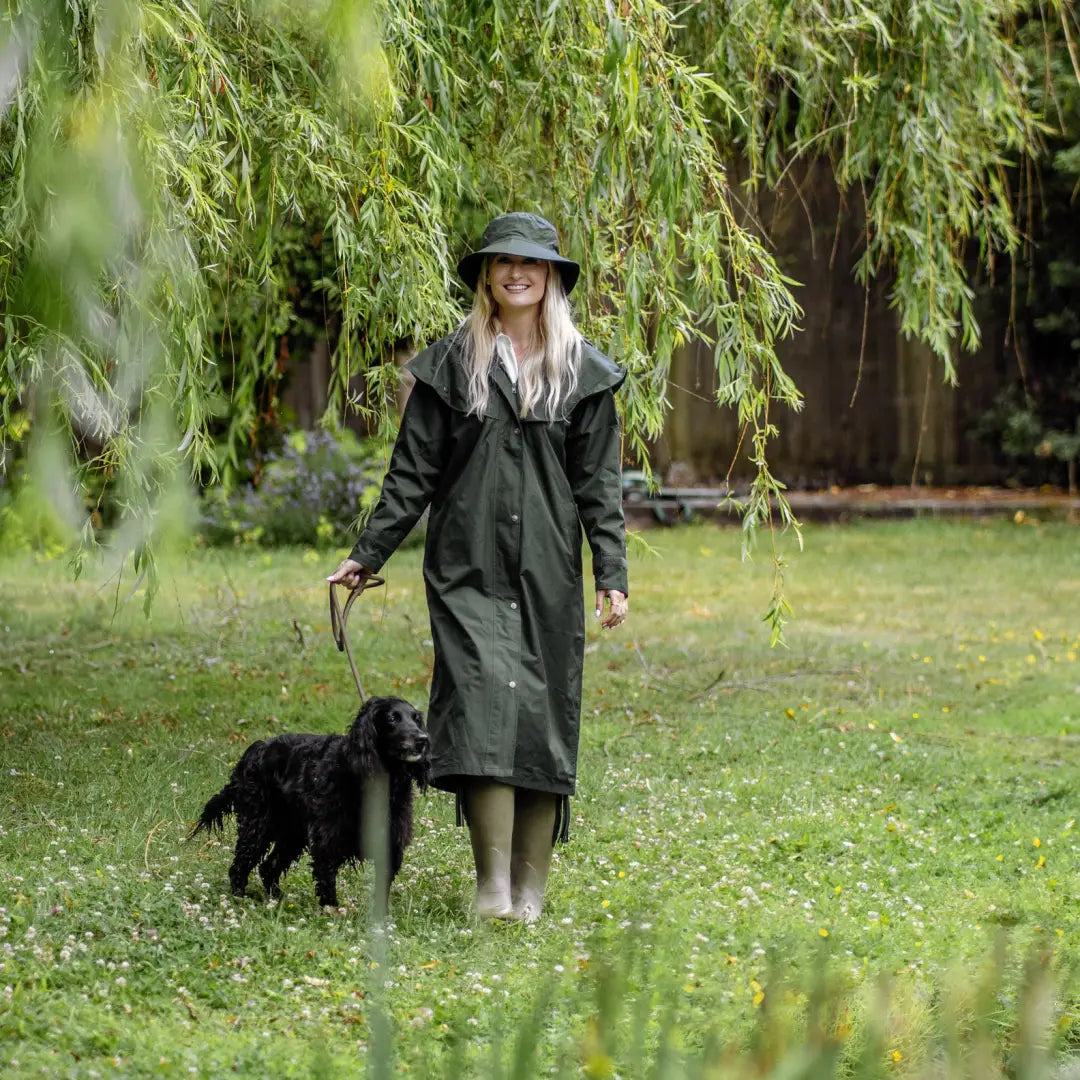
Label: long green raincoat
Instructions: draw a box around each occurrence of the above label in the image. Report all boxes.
[348,333,628,803]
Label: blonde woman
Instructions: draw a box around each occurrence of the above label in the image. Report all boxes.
[328,213,628,922]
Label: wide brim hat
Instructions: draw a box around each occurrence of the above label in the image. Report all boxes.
[457,211,580,294]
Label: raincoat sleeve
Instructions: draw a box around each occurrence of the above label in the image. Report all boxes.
[565,389,629,596]
[347,381,449,572]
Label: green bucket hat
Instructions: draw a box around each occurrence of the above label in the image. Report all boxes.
[457,212,580,294]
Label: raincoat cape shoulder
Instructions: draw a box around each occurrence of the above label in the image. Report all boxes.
[405,333,625,420]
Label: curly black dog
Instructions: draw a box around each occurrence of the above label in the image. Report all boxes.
[191,696,428,907]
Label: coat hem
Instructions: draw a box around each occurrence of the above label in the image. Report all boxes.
[431,769,576,798]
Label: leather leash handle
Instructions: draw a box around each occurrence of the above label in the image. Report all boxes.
[329,575,385,704]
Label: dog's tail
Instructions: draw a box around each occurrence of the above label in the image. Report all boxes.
[189,783,236,839]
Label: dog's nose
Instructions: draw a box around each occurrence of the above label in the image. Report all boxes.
[416,731,429,749]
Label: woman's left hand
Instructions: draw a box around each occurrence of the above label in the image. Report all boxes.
[595,589,628,630]
[327,557,372,590]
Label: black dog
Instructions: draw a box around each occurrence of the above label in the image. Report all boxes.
[191,696,428,907]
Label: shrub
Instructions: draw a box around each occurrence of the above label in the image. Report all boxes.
[199,428,393,548]
[0,487,74,556]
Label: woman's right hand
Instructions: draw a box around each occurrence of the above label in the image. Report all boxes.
[326,558,372,590]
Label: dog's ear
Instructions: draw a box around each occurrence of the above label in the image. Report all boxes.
[347,698,381,775]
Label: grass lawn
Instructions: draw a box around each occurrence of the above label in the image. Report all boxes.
[2,518,1079,1077]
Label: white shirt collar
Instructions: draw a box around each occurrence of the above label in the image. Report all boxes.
[494,333,519,385]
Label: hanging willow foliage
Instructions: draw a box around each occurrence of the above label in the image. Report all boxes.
[0,0,1053,635]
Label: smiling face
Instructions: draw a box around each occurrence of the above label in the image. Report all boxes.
[488,254,549,314]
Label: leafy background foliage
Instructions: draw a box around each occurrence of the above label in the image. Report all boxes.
[0,0,1071,621]
[978,8,1080,492]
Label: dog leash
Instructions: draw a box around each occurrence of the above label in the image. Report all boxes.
[329,575,385,704]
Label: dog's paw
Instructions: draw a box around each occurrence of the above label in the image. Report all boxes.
[322,903,349,917]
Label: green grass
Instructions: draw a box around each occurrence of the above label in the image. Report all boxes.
[2,519,1079,1077]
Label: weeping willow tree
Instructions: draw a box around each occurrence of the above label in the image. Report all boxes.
[0,0,1059,633]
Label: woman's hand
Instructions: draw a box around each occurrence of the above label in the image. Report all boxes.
[595,589,628,630]
[326,558,372,590]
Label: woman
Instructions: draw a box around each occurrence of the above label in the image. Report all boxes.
[327,212,628,922]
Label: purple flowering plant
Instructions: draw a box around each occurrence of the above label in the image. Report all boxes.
[199,428,388,548]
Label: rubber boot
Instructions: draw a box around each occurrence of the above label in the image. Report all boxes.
[509,789,557,924]
[464,781,515,919]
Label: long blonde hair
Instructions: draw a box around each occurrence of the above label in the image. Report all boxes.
[458,258,582,418]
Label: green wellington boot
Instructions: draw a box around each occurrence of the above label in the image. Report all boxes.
[509,789,557,924]
[464,781,516,919]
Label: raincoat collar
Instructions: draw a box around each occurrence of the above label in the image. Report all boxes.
[406,333,624,422]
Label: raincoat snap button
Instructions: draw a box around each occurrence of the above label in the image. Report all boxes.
[510,602,518,610]
[511,514,519,522]
[509,680,517,689]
